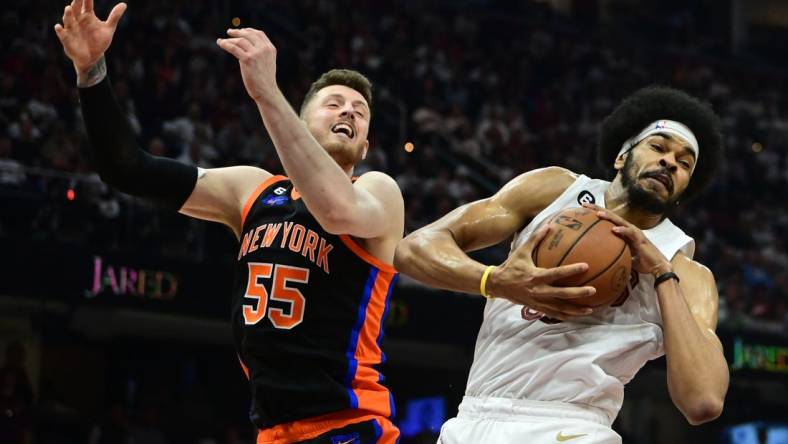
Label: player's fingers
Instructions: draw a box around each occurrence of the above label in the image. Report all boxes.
[611,226,639,243]
[73,0,84,16]
[532,284,596,300]
[227,27,259,46]
[105,2,127,30]
[520,224,549,255]
[533,262,588,284]
[84,0,94,13]
[221,37,254,53]
[595,209,632,228]
[216,38,248,59]
[54,23,67,41]
[63,5,76,29]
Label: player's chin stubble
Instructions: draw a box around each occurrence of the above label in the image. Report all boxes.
[323,140,364,168]
[621,155,679,215]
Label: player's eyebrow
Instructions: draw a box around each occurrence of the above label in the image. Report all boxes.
[652,133,696,160]
[324,94,369,112]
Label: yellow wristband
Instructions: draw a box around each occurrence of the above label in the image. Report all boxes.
[480,265,496,299]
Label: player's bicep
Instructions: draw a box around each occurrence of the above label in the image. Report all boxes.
[673,254,723,348]
[180,166,272,235]
[414,169,569,252]
[419,196,521,252]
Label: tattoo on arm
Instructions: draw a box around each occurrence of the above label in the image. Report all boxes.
[77,57,107,88]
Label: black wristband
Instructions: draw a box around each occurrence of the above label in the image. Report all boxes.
[654,271,680,288]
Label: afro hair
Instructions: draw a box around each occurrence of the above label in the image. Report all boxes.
[598,86,723,204]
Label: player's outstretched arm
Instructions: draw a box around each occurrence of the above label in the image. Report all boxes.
[394,167,597,320]
[594,207,728,425]
[56,3,271,237]
[217,28,401,239]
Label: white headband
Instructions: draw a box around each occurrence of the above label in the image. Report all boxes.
[618,119,699,173]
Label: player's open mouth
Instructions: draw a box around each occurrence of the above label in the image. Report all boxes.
[331,123,354,139]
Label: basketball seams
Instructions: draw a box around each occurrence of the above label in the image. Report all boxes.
[578,241,627,287]
[555,218,603,267]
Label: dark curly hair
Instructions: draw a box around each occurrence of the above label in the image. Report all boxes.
[597,86,723,204]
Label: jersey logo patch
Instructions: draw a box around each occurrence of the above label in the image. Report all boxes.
[262,194,289,206]
[556,431,588,441]
[577,190,595,205]
[273,186,287,195]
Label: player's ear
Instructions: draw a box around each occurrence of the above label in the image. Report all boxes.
[361,140,369,160]
[614,151,627,171]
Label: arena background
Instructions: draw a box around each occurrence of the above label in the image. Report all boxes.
[1,0,787,442]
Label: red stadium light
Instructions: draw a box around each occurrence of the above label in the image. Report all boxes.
[66,188,76,201]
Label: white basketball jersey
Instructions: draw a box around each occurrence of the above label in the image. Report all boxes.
[464,174,695,424]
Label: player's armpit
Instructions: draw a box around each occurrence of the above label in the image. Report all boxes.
[179,165,272,238]
[316,171,404,239]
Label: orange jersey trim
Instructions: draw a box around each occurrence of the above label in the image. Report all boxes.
[375,417,400,443]
[350,270,395,415]
[240,175,288,228]
[257,410,399,444]
[238,356,250,379]
[339,235,397,274]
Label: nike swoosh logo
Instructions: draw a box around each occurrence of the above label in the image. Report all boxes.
[556,431,588,442]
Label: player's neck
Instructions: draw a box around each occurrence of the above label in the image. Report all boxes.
[331,156,355,178]
[604,180,664,230]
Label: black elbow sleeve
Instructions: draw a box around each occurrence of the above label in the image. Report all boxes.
[79,76,198,210]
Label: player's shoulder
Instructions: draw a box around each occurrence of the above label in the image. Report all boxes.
[672,252,714,280]
[536,166,579,185]
[496,166,578,212]
[354,171,403,196]
[504,166,578,191]
[201,165,274,185]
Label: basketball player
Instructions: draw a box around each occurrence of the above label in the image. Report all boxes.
[55,1,403,442]
[395,87,729,443]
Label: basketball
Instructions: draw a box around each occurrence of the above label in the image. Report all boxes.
[533,207,632,308]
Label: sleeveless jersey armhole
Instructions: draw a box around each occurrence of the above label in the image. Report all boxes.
[240,175,288,228]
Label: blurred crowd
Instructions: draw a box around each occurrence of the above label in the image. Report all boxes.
[3,1,788,442]
[1,0,786,344]
[0,341,254,444]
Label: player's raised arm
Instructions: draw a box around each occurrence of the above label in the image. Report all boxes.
[55,2,270,238]
[394,167,596,320]
[54,0,126,87]
[217,28,402,239]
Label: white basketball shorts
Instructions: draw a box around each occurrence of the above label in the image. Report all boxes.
[438,396,622,444]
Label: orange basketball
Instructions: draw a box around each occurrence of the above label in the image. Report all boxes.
[533,207,631,308]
